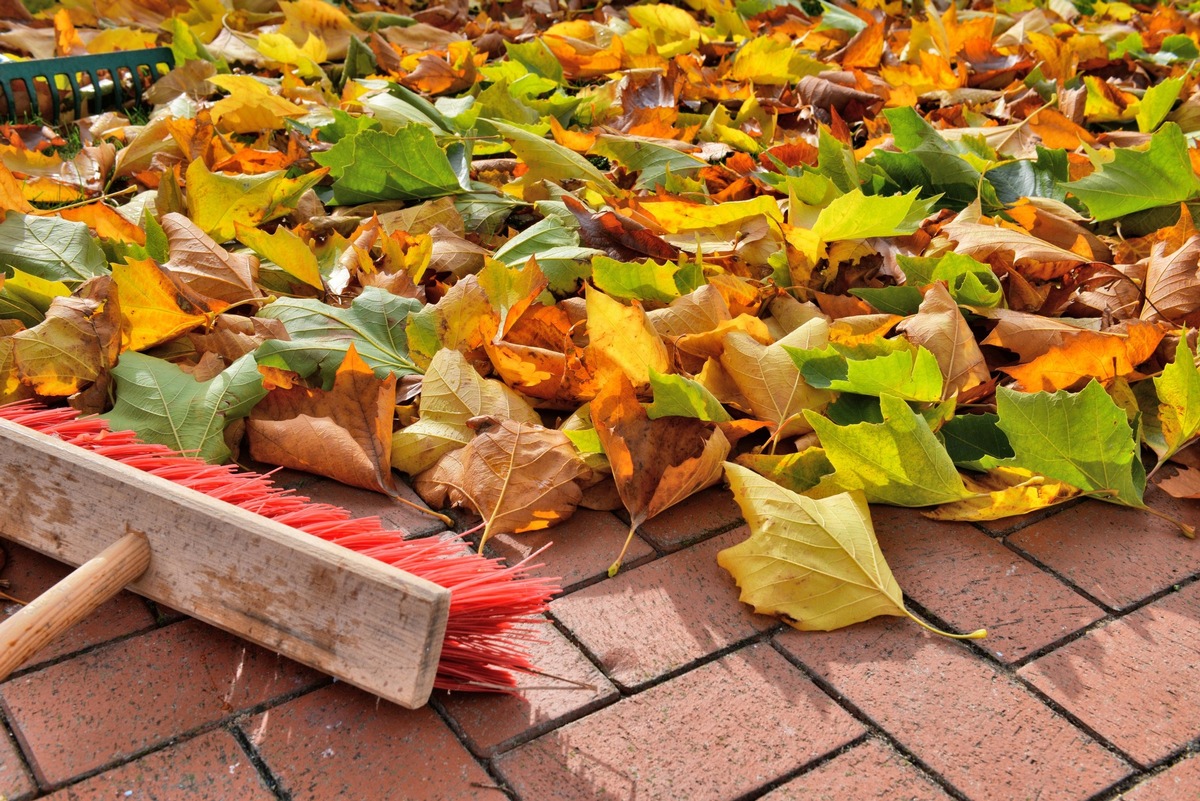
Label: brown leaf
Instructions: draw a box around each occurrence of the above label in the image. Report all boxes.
[942,211,1091,280]
[1142,235,1200,325]
[980,308,1100,362]
[562,195,678,262]
[897,282,990,400]
[593,374,730,573]
[1157,466,1200,499]
[187,314,289,363]
[413,417,592,547]
[162,213,263,304]
[247,344,398,494]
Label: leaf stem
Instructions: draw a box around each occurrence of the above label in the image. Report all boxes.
[607,522,638,577]
[904,609,987,639]
[1139,503,1196,539]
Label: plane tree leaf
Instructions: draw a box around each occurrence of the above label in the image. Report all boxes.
[11,277,121,396]
[1064,123,1200,221]
[413,417,593,549]
[255,287,424,386]
[313,124,468,204]
[103,351,267,464]
[996,380,1146,508]
[787,338,944,403]
[719,463,985,637]
[0,213,108,284]
[1152,336,1200,466]
[247,344,398,494]
[805,394,972,506]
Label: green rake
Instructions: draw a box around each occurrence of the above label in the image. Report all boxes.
[0,48,174,124]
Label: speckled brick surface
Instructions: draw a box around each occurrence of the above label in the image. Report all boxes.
[3,482,1199,801]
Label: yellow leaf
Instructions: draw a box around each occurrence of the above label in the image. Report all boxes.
[11,278,121,396]
[638,195,782,235]
[207,74,307,134]
[185,159,326,243]
[111,258,224,352]
[720,463,985,637]
[585,284,670,390]
[923,467,1081,521]
[256,32,328,80]
[237,224,323,290]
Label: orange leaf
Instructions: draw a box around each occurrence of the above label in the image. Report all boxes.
[1001,321,1167,392]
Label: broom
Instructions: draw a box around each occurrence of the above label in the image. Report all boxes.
[0,400,560,694]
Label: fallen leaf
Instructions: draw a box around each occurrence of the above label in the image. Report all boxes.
[593,374,730,573]
[11,277,121,396]
[585,284,670,391]
[897,282,992,399]
[1157,466,1200,499]
[719,463,985,637]
[111,258,224,352]
[1001,320,1165,392]
[922,467,1080,521]
[248,344,398,494]
[414,417,592,548]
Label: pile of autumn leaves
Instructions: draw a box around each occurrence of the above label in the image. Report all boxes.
[2,0,1200,639]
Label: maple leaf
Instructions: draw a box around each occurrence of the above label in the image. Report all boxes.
[719,463,985,638]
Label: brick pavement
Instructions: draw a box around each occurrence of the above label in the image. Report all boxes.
[2,476,1199,801]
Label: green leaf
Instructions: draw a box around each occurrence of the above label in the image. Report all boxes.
[811,188,928,242]
[817,126,861,193]
[985,146,1069,205]
[896,251,1003,308]
[485,118,619,195]
[1064,123,1200,221]
[647,368,732,422]
[0,213,109,284]
[787,340,945,402]
[734,447,834,494]
[940,412,1014,470]
[873,107,1000,211]
[1153,336,1200,463]
[1137,76,1185,134]
[255,287,424,386]
[505,39,563,83]
[0,269,69,327]
[455,189,523,236]
[849,286,925,316]
[494,216,580,265]
[590,135,707,191]
[996,381,1146,507]
[805,394,971,506]
[719,463,984,638]
[592,256,681,303]
[313,124,467,204]
[104,352,267,464]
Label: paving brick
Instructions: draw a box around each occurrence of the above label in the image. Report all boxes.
[43,730,273,801]
[760,738,952,801]
[495,643,863,801]
[777,618,1131,801]
[873,507,1104,662]
[489,509,655,593]
[636,486,743,551]
[242,683,505,801]
[0,724,34,801]
[1008,490,1200,610]
[550,527,773,689]
[1,542,155,669]
[0,619,322,786]
[269,467,446,538]
[1019,581,1200,767]
[1119,754,1200,800]
[437,621,618,756]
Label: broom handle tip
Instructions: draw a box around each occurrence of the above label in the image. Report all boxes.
[0,531,151,680]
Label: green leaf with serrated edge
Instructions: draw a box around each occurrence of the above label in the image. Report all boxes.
[485,119,619,195]
[1138,77,1185,134]
[734,447,833,494]
[0,214,108,284]
[1153,336,1200,464]
[314,124,466,204]
[850,286,925,316]
[391,348,540,475]
[647,368,732,422]
[897,251,1003,308]
[104,352,266,464]
[1064,123,1200,221]
[941,412,1014,471]
[719,463,984,638]
[592,256,681,304]
[996,381,1146,507]
[255,287,423,387]
[804,394,972,506]
[787,341,944,402]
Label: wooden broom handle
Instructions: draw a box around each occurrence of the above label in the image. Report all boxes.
[0,531,151,680]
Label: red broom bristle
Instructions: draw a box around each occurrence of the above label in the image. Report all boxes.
[0,401,561,693]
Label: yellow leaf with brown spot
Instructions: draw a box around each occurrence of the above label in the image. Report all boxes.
[922,468,1081,522]
[585,284,670,391]
[11,277,121,396]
